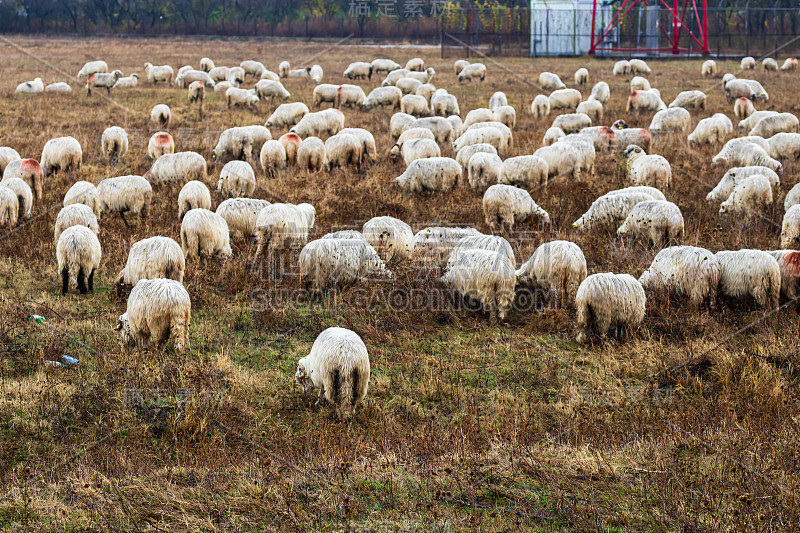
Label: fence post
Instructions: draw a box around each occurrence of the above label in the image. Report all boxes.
[745,6,749,56]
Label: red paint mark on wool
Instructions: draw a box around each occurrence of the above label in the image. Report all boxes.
[21,158,41,171]
[786,251,800,274]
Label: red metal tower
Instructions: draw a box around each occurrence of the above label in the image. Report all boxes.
[589,0,709,55]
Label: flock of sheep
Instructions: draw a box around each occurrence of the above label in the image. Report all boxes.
[4,52,800,420]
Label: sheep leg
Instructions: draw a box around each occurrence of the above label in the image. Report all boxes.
[314,385,327,407]
[61,267,69,295]
[77,268,88,295]
[88,269,95,292]
[106,87,111,96]
[120,211,130,228]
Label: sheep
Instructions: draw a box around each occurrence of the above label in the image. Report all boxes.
[265,102,309,129]
[344,61,372,80]
[780,204,800,249]
[733,79,768,102]
[649,107,691,135]
[372,59,402,74]
[214,198,271,241]
[0,177,32,219]
[262,68,281,82]
[398,138,441,167]
[214,81,236,95]
[0,147,21,175]
[209,66,230,82]
[497,155,549,190]
[706,166,779,204]
[669,90,706,110]
[538,72,566,91]
[287,67,312,80]
[150,104,171,128]
[630,76,651,92]
[575,273,646,344]
[226,87,259,108]
[464,108,494,128]
[294,327,370,421]
[516,240,587,305]
[200,57,215,72]
[454,126,504,156]
[405,58,425,71]
[749,113,800,138]
[785,182,800,211]
[485,92,507,112]
[56,225,101,295]
[741,56,756,69]
[362,216,414,262]
[713,141,782,172]
[768,250,800,301]
[617,200,684,247]
[180,208,232,263]
[409,116,455,145]
[629,59,651,74]
[447,113,464,137]
[290,108,345,138]
[2,158,43,200]
[579,126,617,152]
[212,128,257,161]
[144,152,207,185]
[278,61,290,77]
[411,226,481,266]
[324,133,363,170]
[767,132,800,160]
[638,246,720,307]
[143,62,174,85]
[78,60,107,80]
[177,180,211,220]
[781,58,798,71]
[722,73,736,86]
[613,60,631,76]
[624,145,671,189]
[715,250,780,310]
[217,160,256,198]
[688,113,733,146]
[701,60,717,76]
[763,58,779,71]
[533,144,581,182]
[453,59,470,75]
[552,113,592,134]
[453,143,494,168]
[148,132,175,160]
[738,110,778,131]
[396,157,461,193]
[441,248,515,322]
[573,190,660,231]
[97,175,152,226]
[297,137,327,172]
[396,78,423,96]
[724,79,757,103]
[63,181,100,218]
[447,235,515,268]
[299,238,391,296]
[489,105,515,129]
[390,112,415,138]
[531,94,551,118]
[627,90,667,113]
[46,81,73,92]
[279,133,301,165]
[585,82,609,106]
[549,88,581,110]
[225,66,246,85]
[558,134,597,176]
[719,174,773,221]
[543,126,566,146]
[41,136,81,176]
[392,127,436,154]
[86,70,122,96]
[259,140,287,177]
[335,84,367,109]
[363,86,402,111]
[176,65,193,77]
[570,68,588,86]
[53,203,98,243]
[467,152,502,190]
[482,184,550,231]
[339,127,378,160]
[255,80,291,104]
[575,100,603,124]
[382,69,411,87]
[398,94,428,117]
[177,69,214,89]
[188,80,205,108]
[254,202,316,254]
[611,123,652,152]
[116,236,185,291]
[457,63,486,82]
[116,278,191,355]
[101,126,128,162]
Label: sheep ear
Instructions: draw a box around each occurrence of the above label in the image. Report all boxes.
[114,322,123,331]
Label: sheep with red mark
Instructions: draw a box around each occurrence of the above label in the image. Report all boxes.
[148,132,175,160]
[2,158,43,200]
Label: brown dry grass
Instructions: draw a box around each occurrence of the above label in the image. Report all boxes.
[0,35,799,531]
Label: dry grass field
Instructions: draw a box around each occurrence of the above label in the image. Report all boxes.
[1,35,799,531]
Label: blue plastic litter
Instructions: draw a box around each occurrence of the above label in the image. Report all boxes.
[60,355,80,366]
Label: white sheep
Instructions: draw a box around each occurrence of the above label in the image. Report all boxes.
[344,61,373,80]
[408,117,454,145]
[552,113,592,134]
[649,107,691,135]
[588,81,610,104]
[0,187,19,227]
[299,238,391,295]
[63,181,100,218]
[363,86,402,111]
[736,79,769,102]
[768,250,800,301]
[200,57,215,72]
[86,71,122,95]
[395,157,461,193]
[539,72,566,91]
[362,216,414,262]
[54,204,98,242]
[573,190,660,231]
[626,89,666,113]
[639,246,720,306]
[629,59,651,74]
[188,81,205,107]
[482,184,550,231]
[706,166,779,204]
[398,138,441,166]
[688,113,733,146]
[767,132,800,160]
[715,250,780,310]
[617,200,684,247]
[780,204,800,249]
[411,226,482,267]
[77,60,107,80]
[144,152,207,185]
[209,66,230,83]
[399,94,428,117]
[150,104,171,128]
[279,133,301,164]
[177,180,211,220]
[719,174,773,221]
[576,100,603,124]
[297,137,327,172]
[533,144,581,182]
[324,133,363,170]
[455,143,497,168]
[101,126,128,162]
[492,105,516,129]
[488,91,508,111]
[15,78,44,93]
[448,235,515,268]
[531,94,550,118]
[701,60,718,76]
[497,155,549,190]
[515,240,587,305]
[549,88,581,110]
[457,63,486,82]
[543,126,566,146]
[441,248,515,323]
[116,236,185,289]
[310,64,324,84]
[395,78,423,96]
[225,87,259,107]
[734,97,755,120]
[215,197,271,240]
[392,127,436,156]
[2,158,43,200]
[180,208,232,262]
[781,58,798,71]
[630,76,651,92]
[464,108,494,128]
[749,113,799,138]
[373,59,402,73]
[290,108,345,138]
[724,79,757,102]
[278,61,290,77]
[613,60,631,76]
[41,136,81,175]
[255,80,291,104]
[177,69,214,89]
[212,128,256,161]
[335,84,367,108]
[117,278,191,354]
[454,127,504,156]
[254,202,316,254]
[763,58,779,71]
[453,59,470,75]
[613,126,652,153]
[575,273,646,344]
[382,69,411,87]
[0,147,21,175]
[785,182,800,211]
[0,177,32,219]
[403,68,435,84]
[225,66,245,84]
[217,160,256,198]
[294,327,370,421]
[447,113,463,137]
[143,62,174,85]
[467,152,503,190]
[574,68,589,85]
[260,140,287,177]
[57,225,101,295]
[579,126,617,151]
[714,141,782,171]
[239,60,268,79]
[624,145,671,189]
[738,110,778,131]
[97,175,152,226]
[390,112,415,138]
[148,132,175,160]
[669,90,706,110]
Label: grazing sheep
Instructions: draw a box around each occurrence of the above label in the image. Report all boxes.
[688,113,733,146]
[411,226,482,266]
[543,126,566,146]
[448,235,515,268]
[549,88,582,110]
[539,72,566,91]
[576,100,603,123]
[290,108,345,138]
[575,273,646,344]
[54,204,98,243]
[701,60,718,76]
[239,60,268,80]
[587,81,610,105]
[630,76,651,92]
[497,155,549,189]
[41,136,81,176]
[382,69,411,87]
[405,58,425,71]
[392,127,436,155]
[254,202,316,254]
[493,105,516,129]
[441,248,515,323]
[767,132,800,160]
[516,240,587,305]
[225,87,259,107]
[552,113,592,134]
[724,79,757,103]
[398,138,441,166]
[15,77,43,94]
[0,177,32,219]
[78,60,107,80]
[213,128,255,161]
[454,127,504,156]
[278,61,290,77]
[626,90,667,113]
[396,78,423,96]
[573,190,660,231]
[482,184,550,231]
[297,137,327,172]
[669,90,706,110]
[714,141,782,172]
[209,66,230,83]
[225,66,246,84]
[409,117,455,145]
[768,250,800,301]
[612,125,652,153]
[3,158,43,200]
[629,59,651,74]
[0,188,19,227]
[738,110,778,131]
[217,160,256,198]
[403,68,435,85]
[390,112,416,138]
[706,166,780,204]
[741,56,756,69]
[763,58,779,71]
[176,180,212,221]
[531,94,551,118]
[264,103,309,129]
[400,94,430,116]
[363,86,403,111]
[180,208,232,262]
[781,58,798,71]
[116,237,185,290]
[372,59,402,74]
[200,58,215,72]
[335,84,367,108]
[0,147,21,175]
[278,133,301,165]
[150,104,171,128]
[210,198,270,243]
[574,68,589,85]
[457,63,486,82]
[785,182,800,211]
[311,65,325,84]
[294,327,370,421]
[780,204,800,249]
[559,134,597,176]
[63,181,100,217]
[299,238,392,296]
[533,144,581,182]
[344,61,372,80]
[143,62,174,85]
[86,71,122,95]
[56,225,101,295]
[715,250,780,310]
[101,126,128,162]
[719,174,773,221]
[97,175,152,226]
[453,59,470,75]
[489,91,508,111]
[638,246,720,306]
[117,278,191,354]
[464,108,494,128]
[176,69,214,89]
[255,80,291,104]
[148,132,175,160]
[734,97,755,120]
[188,80,205,107]
[260,140,287,177]
[324,133,363,170]
[624,145,671,189]
[395,157,461,193]
[579,126,617,151]
[467,152,503,190]
[738,79,769,102]
[144,152,207,185]
[362,216,414,262]
[617,200,684,247]
[613,60,631,76]
[749,113,800,138]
